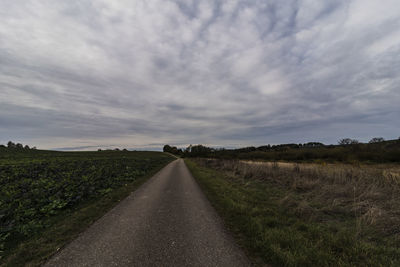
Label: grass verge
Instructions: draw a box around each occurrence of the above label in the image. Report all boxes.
[2,158,173,267]
[185,159,400,266]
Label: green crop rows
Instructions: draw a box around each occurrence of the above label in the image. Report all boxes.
[0,150,172,258]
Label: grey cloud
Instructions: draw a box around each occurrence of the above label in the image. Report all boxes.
[0,0,399,150]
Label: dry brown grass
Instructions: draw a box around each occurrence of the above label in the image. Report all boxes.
[195,158,400,239]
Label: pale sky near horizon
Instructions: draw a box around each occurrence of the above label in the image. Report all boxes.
[1,0,399,150]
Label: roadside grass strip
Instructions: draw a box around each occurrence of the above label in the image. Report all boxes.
[185,159,400,266]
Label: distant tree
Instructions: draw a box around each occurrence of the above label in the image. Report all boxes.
[16,143,23,149]
[24,145,30,150]
[187,145,213,156]
[304,142,325,147]
[236,146,256,153]
[98,149,102,151]
[172,147,182,155]
[338,139,350,145]
[257,145,271,151]
[369,137,385,144]
[186,144,193,153]
[163,144,182,155]
[338,138,359,145]
[122,148,128,152]
[114,148,120,151]
[163,145,172,153]
[32,146,37,150]
[7,141,16,148]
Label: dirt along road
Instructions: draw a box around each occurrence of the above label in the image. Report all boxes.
[45,159,250,266]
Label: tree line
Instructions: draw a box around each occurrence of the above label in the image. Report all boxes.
[164,137,400,162]
[165,137,389,155]
[0,141,36,150]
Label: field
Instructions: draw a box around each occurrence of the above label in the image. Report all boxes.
[0,149,173,266]
[186,158,400,266]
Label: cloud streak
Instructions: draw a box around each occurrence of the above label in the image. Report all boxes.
[0,0,399,150]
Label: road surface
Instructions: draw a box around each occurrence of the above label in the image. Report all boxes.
[45,159,250,266]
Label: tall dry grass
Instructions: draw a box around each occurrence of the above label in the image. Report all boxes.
[194,158,400,239]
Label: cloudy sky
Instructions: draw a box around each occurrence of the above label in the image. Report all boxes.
[0,0,399,150]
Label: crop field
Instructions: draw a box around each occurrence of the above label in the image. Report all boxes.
[186,158,400,266]
[0,149,173,265]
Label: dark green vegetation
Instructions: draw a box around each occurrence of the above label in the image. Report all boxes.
[163,144,183,155]
[0,141,37,151]
[186,158,400,266]
[0,148,173,266]
[166,138,400,163]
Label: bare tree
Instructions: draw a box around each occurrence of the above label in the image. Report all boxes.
[338,138,359,145]
[369,137,385,143]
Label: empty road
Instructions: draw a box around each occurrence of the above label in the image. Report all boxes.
[45,159,250,266]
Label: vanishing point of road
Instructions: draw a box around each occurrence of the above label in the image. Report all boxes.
[45,159,250,266]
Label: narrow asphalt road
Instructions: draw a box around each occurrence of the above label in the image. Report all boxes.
[45,159,250,266]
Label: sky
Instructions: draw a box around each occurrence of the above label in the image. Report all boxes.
[0,0,399,151]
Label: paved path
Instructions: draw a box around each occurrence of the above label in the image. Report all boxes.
[45,159,250,266]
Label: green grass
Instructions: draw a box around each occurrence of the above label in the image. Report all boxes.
[0,150,174,266]
[185,159,400,266]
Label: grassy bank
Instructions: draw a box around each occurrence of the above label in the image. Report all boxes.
[186,159,400,266]
[0,150,174,266]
